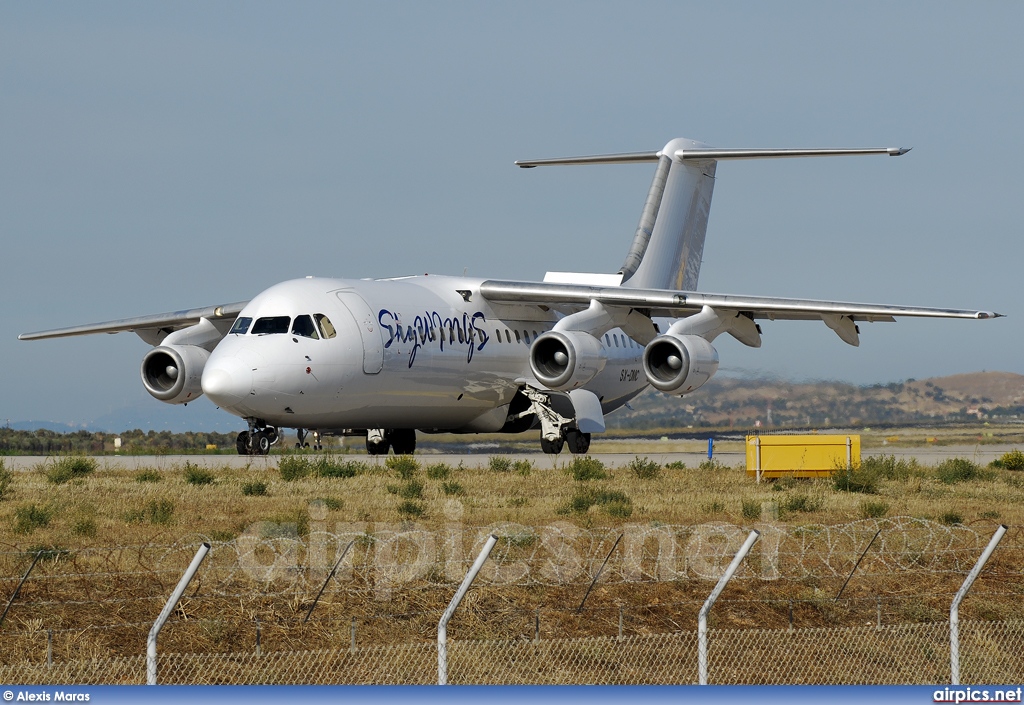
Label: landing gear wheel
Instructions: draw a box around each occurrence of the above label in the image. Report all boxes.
[236,431,250,456]
[366,438,390,455]
[565,430,591,454]
[541,436,564,455]
[254,432,270,455]
[390,429,416,455]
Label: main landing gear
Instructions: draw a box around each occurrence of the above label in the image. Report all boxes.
[365,428,416,456]
[236,422,279,456]
[295,429,324,451]
[519,387,592,455]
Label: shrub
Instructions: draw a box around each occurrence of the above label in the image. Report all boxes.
[665,460,686,470]
[489,457,512,473]
[46,456,96,485]
[397,500,425,518]
[183,463,214,486]
[701,500,725,514]
[135,470,161,483]
[0,459,12,500]
[566,456,607,481]
[399,479,424,499]
[832,468,878,494]
[860,500,890,519]
[939,510,963,526]
[241,481,268,497]
[441,481,465,496]
[741,498,762,520]
[72,517,97,537]
[279,456,311,481]
[936,458,981,485]
[426,463,451,480]
[314,456,361,478]
[782,493,823,514]
[991,450,1024,471]
[566,488,632,517]
[512,459,533,476]
[14,504,53,534]
[386,456,419,480]
[698,459,723,471]
[319,497,344,511]
[628,457,661,480]
[861,455,917,481]
[127,499,174,525]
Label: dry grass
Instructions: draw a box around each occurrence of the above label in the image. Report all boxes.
[0,453,1022,661]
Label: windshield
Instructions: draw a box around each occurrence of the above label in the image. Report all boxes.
[251,316,291,335]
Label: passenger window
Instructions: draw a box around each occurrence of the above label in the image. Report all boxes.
[505,330,512,343]
[514,330,521,344]
[251,316,291,335]
[230,317,252,335]
[604,334,610,346]
[532,330,539,341]
[522,330,530,344]
[614,335,620,348]
[314,314,337,339]
[292,315,319,339]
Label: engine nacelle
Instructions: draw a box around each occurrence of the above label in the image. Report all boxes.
[529,330,606,391]
[642,334,719,395]
[141,344,210,404]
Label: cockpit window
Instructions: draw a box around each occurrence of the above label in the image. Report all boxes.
[251,316,291,335]
[314,314,337,339]
[229,317,252,335]
[292,315,319,339]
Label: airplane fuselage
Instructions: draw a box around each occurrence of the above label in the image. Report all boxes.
[202,275,647,433]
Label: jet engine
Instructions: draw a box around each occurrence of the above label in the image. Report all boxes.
[141,344,211,404]
[642,334,719,395]
[529,330,606,391]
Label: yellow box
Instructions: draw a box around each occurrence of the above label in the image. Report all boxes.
[746,434,860,479]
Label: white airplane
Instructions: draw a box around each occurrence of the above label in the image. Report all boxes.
[20,138,1000,456]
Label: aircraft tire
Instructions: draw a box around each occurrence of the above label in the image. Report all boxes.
[366,437,390,456]
[565,430,591,454]
[254,432,271,455]
[390,429,416,455]
[236,431,250,456]
[541,436,564,455]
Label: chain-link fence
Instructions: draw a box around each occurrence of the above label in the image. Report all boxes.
[1,620,1021,685]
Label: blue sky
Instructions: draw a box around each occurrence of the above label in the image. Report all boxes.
[2,2,1021,428]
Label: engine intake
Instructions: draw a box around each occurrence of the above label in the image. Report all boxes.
[529,331,606,391]
[642,334,719,395]
[141,344,210,404]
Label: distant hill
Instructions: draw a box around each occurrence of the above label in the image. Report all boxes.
[606,371,1024,430]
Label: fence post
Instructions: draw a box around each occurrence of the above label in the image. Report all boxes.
[147,543,210,685]
[438,534,497,685]
[950,525,1006,685]
[0,550,43,629]
[46,629,52,669]
[755,436,762,484]
[254,618,261,657]
[698,530,759,685]
[350,617,357,655]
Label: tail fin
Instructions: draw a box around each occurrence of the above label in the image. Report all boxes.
[516,140,909,291]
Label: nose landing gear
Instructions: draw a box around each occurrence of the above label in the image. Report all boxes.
[236,421,278,456]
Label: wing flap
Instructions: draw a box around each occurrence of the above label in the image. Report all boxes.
[19,301,249,341]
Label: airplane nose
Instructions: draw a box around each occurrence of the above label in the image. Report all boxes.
[202,360,252,408]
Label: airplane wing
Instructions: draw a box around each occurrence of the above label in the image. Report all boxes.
[18,301,249,345]
[479,279,999,346]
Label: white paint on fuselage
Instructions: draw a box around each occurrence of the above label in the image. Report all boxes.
[202,276,650,432]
